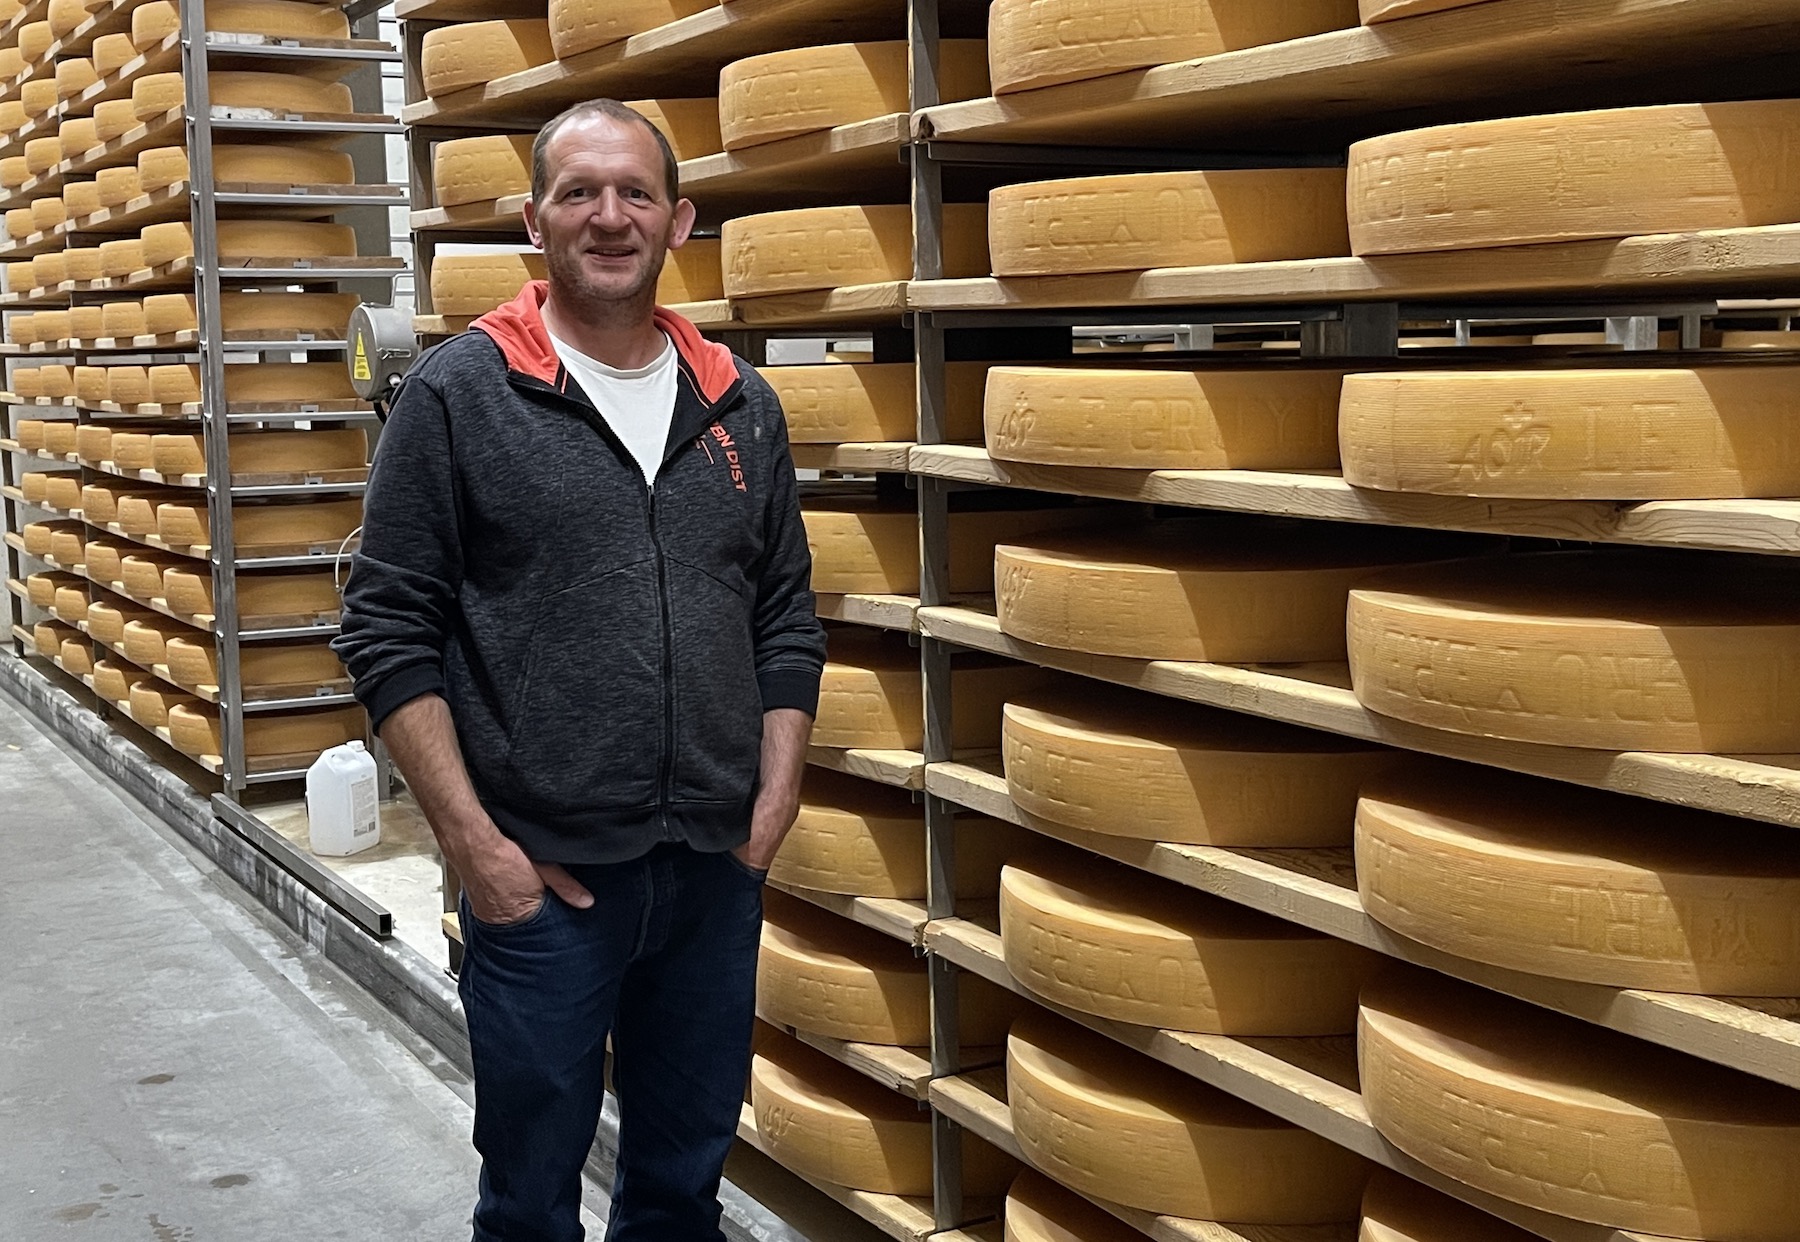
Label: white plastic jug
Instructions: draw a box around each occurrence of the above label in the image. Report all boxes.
[306,740,380,857]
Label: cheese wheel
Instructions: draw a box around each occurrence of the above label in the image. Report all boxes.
[56,58,98,98]
[654,238,722,303]
[129,682,199,729]
[547,0,715,60]
[157,497,362,549]
[0,99,23,133]
[804,498,1092,595]
[72,367,107,403]
[83,539,132,582]
[20,471,51,503]
[63,249,102,284]
[121,614,182,664]
[137,71,353,119]
[1010,1011,1370,1220]
[1001,859,1376,1033]
[56,635,96,674]
[40,473,81,512]
[0,45,21,77]
[987,365,1343,468]
[3,206,32,238]
[998,520,1468,664]
[131,0,349,45]
[92,32,137,77]
[0,156,29,188]
[420,20,553,97]
[97,164,141,206]
[431,134,531,207]
[120,552,182,600]
[990,0,1357,93]
[148,427,366,476]
[1357,764,1800,994]
[429,252,547,316]
[1003,686,1395,846]
[1361,972,1800,1239]
[31,621,72,658]
[23,136,61,174]
[79,484,141,525]
[148,360,358,406]
[140,291,357,337]
[719,41,989,151]
[162,568,337,620]
[26,570,73,607]
[12,367,45,398]
[1340,369,1800,500]
[1348,101,1800,256]
[766,361,987,444]
[93,98,141,139]
[92,658,152,705]
[1347,551,1800,752]
[8,313,38,345]
[98,237,146,276]
[758,894,1022,1045]
[23,520,83,556]
[164,636,341,691]
[751,1032,1018,1195]
[21,78,60,118]
[31,363,72,398]
[989,169,1349,276]
[1005,1168,1141,1242]
[112,493,163,534]
[131,0,177,42]
[626,97,722,161]
[53,580,89,619]
[18,20,52,62]
[722,203,989,297]
[1357,1173,1541,1242]
[103,367,150,405]
[814,626,1049,751]
[140,219,357,268]
[100,301,146,338]
[15,420,46,450]
[28,194,63,231]
[167,703,363,759]
[30,309,68,340]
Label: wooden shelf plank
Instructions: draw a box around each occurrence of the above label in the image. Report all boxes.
[733,281,910,328]
[807,743,925,790]
[815,592,920,632]
[918,604,1800,830]
[765,878,929,947]
[735,1103,938,1242]
[915,0,1800,150]
[908,224,1800,315]
[793,442,913,473]
[927,757,1800,1090]
[909,445,1800,557]
[756,1011,933,1100]
[679,113,910,216]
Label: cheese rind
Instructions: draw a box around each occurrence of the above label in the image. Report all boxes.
[140,144,355,191]
[1009,1012,1370,1220]
[1000,861,1375,1033]
[431,134,532,207]
[164,636,342,691]
[990,0,1357,93]
[625,98,723,161]
[140,219,356,268]
[155,497,362,549]
[93,98,140,141]
[141,291,357,336]
[814,626,1048,751]
[1005,1168,1142,1242]
[655,239,722,303]
[420,20,554,97]
[1347,102,1800,256]
[987,365,1343,468]
[1002,687,1395,846]
[55,57,98,98]
[1347,551,1800,752]
[146,360,358,406]
[132,0,350,44]
[429,253,548,316]
[1359,972,1800,1239]
[1358,1170,1535,1242]
[719,41,988,150]
[989,169,1349,276]
[722,203,989,296]
[162,568,338,619]
[766,360,986,444]
[997,521,1466,663]
[167,703,363,759]
[92,32,137,77]
[547,0,715,59]
[135,70,354,119]
[1356,765,1800,994]
[1340,369,1800,499]
[147,427,367,477]
[804,499,1090,595]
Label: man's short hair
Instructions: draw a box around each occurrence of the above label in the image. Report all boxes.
[531,99,680,206]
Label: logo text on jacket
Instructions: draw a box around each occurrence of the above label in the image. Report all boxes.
[701,422,748,492]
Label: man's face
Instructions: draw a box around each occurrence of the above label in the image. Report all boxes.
[524,115,695,310]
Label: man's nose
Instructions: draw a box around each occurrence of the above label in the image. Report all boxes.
[589,188,630,230]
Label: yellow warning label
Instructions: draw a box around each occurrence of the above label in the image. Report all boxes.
[352,334,371,382]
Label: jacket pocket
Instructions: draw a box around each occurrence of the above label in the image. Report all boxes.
[667,561,762,805]
[498,561,663,813]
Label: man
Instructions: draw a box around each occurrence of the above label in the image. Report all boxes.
[334,99,827,1242]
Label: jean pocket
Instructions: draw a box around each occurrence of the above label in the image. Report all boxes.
[721,851,769,884]
[464,888,556,934]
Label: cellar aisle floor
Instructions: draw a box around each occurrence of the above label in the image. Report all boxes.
[0,687,612,1239]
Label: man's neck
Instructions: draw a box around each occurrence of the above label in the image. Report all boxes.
[541,289,667,370]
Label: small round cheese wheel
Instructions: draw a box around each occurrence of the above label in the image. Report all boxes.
[4,259,35,289]
[55,57,98,99]
[547,0,715,60]
[19,471,51,503]
[1347,551,1800,752]
[752,1032,1019,1196]
[986,365,1344,468]
[766,360,986,444]
[136,145,188,189]
[157,497,362,548]
[98,237,146,276]
[92,658,152,705]
[93,98,141,140]
[129,682,199,729]
[141,219,356,268]
[0,46,21,78]
[62,249,103,283]
[0,99,26,132]
[41,475,83,515]
[131,0,178,46]
[28,194,64,231]
[420,20,554,97]
[1000,859,1376,1033]
[3,206,33,237]
[1005,1168,1142,1242]
[122,613,181,664]
[148,427,367,477]
[100,300,146,338]
[15,420,46,450]
[25,570,71,607]
[72,366,108,403]
[78,484,130,525]
[11,367,45,397]
[32,363,73,398]
[92,32,137,77]
[58,636,95,673]
[53,583,90,621]
[1002,686,1395,846]
[1340,368,1800,499]
[653,238,722,303]
[1348,101,1800,256]
[814,626,1048,751]
[804,497,1091,596]
[1359,972,1800,1238]
[18,20,53,62]
[626,98,723,161]
[74,423,111,461]
[23,136,62,174]
[103,366,149,404]
[719,41,988,151]
[1356,764,1800,994]
[428,253,548,316]
[990,0,1356,93]
[31,620,74,657]
[147,360,358,406]
[109,431,155,469]
[30,252,67,287]
[21,78,60,118]
[162,568,338,620]
[46,525,85,563]
[722,203,989,297]
[112,494,161,534]
[431,134,532,207]
[8,311,39,344]
[997,520,1465,664]
[989,169,1349,276]
[96,165,142,206]
[167,702,362,759]
[2,156,33,187]
[1010,1011,1370,1220]
[48,0,103,35]
[164,635,341,691]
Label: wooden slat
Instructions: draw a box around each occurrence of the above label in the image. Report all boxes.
[808,743,926,790]
[765,878,929,947]
[679,113,911,216]
[815,593,920,632]
[909,445,1800,557]
[733,281,912,328]
[756,1011,933,1100]
[918,604,1800,830]
[792,442,914,473]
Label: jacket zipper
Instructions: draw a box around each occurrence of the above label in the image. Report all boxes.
[645,481,676,837]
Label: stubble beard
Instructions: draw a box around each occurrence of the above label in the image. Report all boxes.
[544,240,668,327]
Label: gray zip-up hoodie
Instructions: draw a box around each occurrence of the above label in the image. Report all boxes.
[332,282,827,864]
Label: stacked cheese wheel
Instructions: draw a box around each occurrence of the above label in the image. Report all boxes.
[814,626,1049,751]
[722,203,989,298]
[718,41,988,150]
[804,496,1092,595]
[764,360,989,444]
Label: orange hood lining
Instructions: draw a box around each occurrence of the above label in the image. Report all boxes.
[471,280,739,405]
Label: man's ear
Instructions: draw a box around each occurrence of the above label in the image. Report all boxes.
[667,197,697,250]
[522,196,544,248]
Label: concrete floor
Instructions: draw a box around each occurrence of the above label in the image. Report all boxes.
[0,688,611,1239]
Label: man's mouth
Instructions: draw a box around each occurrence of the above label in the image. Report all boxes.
[587,245,635,259]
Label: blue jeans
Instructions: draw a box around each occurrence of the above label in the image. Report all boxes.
[457,842,765,1242]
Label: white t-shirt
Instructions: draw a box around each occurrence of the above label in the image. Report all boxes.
[549,330,678,487]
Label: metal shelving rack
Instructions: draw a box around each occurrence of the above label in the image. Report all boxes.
[2,0,408,799]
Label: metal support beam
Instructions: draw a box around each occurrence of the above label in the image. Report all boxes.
[1302,301,1400,357]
